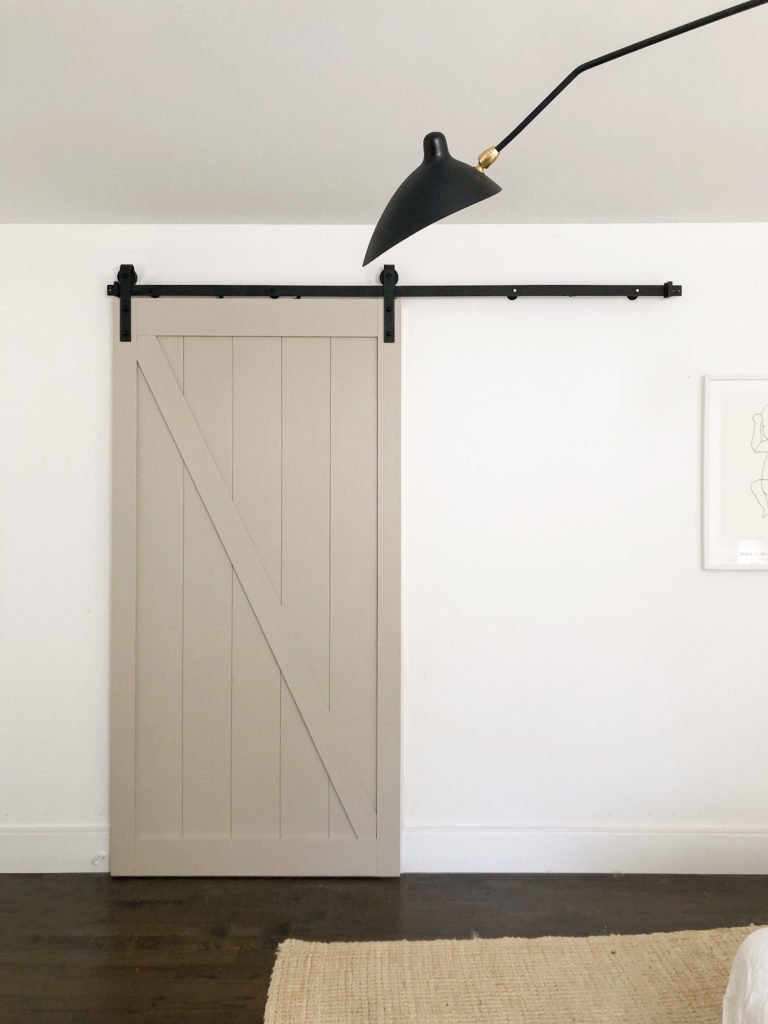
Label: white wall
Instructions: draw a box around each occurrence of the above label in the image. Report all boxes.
[2,222,768,873]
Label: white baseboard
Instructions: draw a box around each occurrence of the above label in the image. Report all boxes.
[0,827,110,872]
[401,825,768,874]
[3,824,768,874]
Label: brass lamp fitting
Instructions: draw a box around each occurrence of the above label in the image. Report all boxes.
[475,147,499,173]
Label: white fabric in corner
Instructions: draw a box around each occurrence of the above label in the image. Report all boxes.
[724,929,768,1024]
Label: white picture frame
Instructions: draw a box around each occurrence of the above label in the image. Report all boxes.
[703,375,768,570]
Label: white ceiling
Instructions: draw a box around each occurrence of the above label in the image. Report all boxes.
[1,0,767,225]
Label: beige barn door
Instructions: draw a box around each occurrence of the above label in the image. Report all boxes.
[111,297,400,876]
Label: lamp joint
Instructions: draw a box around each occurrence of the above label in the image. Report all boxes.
[476,147,499,173]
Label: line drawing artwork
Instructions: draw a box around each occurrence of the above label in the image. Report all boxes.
[703,378,768,569]
[750,404,768,517]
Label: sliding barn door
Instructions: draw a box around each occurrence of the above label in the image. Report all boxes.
[111,297,400,876]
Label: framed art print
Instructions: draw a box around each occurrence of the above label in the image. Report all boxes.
[703,376,768,570]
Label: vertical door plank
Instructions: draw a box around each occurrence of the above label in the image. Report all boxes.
[135,338,184,837]
[110,324,138,875]
[159,337,184,389]
[182,337,233,837]
[376,311,402,875]
[232,338,281,837]
[329,338,378,838]
[281,337,331,837]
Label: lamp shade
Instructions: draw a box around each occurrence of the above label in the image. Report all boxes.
[362,132,502,266]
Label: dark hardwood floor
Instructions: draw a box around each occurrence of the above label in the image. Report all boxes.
[0,873,766,1023]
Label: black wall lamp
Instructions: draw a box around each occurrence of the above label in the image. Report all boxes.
[363,0,768,266]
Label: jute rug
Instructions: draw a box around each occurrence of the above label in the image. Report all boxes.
[264,925,759,1023]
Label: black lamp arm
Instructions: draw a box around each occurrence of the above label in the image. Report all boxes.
[494,0,768,154]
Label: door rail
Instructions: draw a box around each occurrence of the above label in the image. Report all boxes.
[108,264,682,344]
